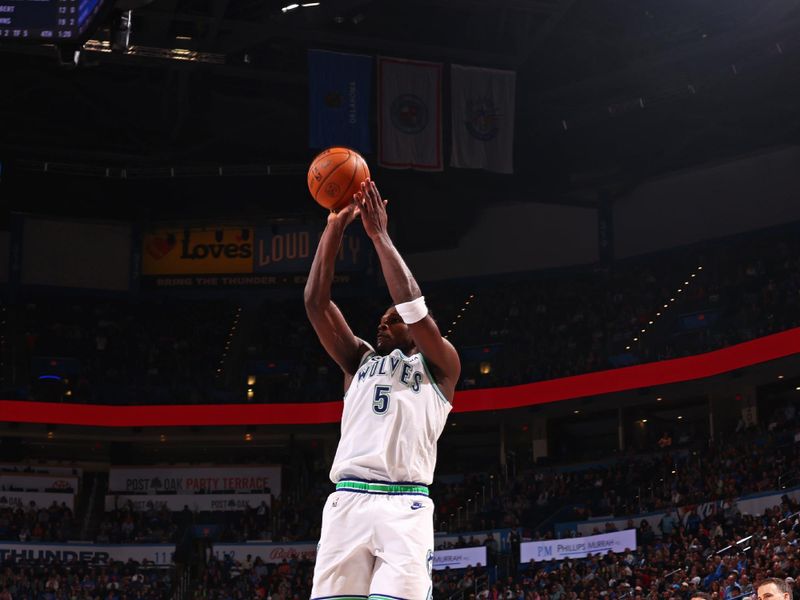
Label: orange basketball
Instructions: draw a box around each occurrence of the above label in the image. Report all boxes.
[307,147,370,211]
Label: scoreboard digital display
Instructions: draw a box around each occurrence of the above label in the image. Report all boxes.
[0,0,103,41]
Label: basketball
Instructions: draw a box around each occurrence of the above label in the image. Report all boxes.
[307,147,370,211]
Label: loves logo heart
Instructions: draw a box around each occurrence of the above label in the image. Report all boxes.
[145,236,176,260]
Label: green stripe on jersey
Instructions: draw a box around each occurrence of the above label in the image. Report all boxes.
[336,480,429,495]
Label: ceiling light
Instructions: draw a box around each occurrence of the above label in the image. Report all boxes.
[301,2,320,6]
[281,3,299,12]
[677,415,683,419]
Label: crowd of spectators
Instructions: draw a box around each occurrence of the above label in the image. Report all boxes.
[192,555,313,600]
[429,497,800,600]
[0,501,75,543]
[95,500,275,545]
[3,224,797,405]
[0,558,172,600]
[451,226,800,389]
[435,423,800,537]
[15,298,237,404]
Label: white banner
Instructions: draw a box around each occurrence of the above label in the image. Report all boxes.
[108,466,281,497]
[433,546,487,570]
[0,464,82,477]
[105,493,271,513]
[1,474,79,492]
[378,57,443,171]
[0,491,74,511]
[521,529,636,563]
[0,542,174,565]
[213,542,317,564]
[451,65,516,174]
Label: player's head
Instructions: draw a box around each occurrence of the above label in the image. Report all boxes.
[376,306,415,355]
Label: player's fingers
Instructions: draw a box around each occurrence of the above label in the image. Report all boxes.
[370,181,382,204]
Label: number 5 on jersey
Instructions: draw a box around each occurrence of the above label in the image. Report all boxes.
[372,385,391,414]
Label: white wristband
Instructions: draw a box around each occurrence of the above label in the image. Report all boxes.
[395,296,428,324]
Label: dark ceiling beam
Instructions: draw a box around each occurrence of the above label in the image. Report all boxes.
[514,0,578,67]
[426,0,558,14]
[749,0,800,29]
[133,10,517,65]
[526,11,800,109]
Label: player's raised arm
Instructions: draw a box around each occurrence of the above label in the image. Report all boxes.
[357,179,461,402]
[304,203,372,377]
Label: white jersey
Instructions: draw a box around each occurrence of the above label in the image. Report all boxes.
[330,347,452,485]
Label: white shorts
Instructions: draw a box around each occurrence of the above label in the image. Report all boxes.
[311,480,435,600]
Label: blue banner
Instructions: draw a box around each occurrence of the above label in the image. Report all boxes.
[309,50,372,153]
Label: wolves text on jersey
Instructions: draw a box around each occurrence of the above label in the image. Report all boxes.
[355,352,423,393]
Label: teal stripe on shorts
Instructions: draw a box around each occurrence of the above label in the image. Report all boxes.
[335,480,429,496]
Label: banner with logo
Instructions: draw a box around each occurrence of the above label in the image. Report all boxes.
[0,474,79,492]
[104,493,271,512]
[308,50,372,153]
[108,466,281,497]
[254,225,368,274]
[142,227,253,276]
[378,57,443,170]
[520,529,636,563]
[433,546,487,570]
[141,225,371,288]
[213,542,317,564]
[450,65,515,174]
[0,542,174,565]
[0,491,75,511]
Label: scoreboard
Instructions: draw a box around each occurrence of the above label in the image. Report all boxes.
[0,0,103,40]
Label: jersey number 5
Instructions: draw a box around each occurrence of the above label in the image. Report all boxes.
[372,385,391,415]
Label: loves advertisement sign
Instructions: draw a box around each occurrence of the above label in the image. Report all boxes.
[140,224,369,288]
[142,228,254,275]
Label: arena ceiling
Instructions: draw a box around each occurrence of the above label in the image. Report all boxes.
[1,0,800,247]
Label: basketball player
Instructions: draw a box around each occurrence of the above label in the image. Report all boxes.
[304,179,461,600]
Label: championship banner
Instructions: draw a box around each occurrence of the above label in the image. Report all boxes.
[104,493,271,513]
[254,224,369,274]
[433,546,487,570]
[0,491,75,511]
[378,57,443,170]
[0,542,174,565]
[0,474,79,492]
[108,466,281,497]
[450,65,515,174]
[308,50,372,153]
[142,227,253,276]
[213,542,317,564]
[520,529,636,563]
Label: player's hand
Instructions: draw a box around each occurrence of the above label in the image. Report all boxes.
[327,199,360,229]
[357,179,388,240]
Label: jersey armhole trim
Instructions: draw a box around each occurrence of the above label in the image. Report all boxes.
[418,353,450,405]
[357,344,376,368]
